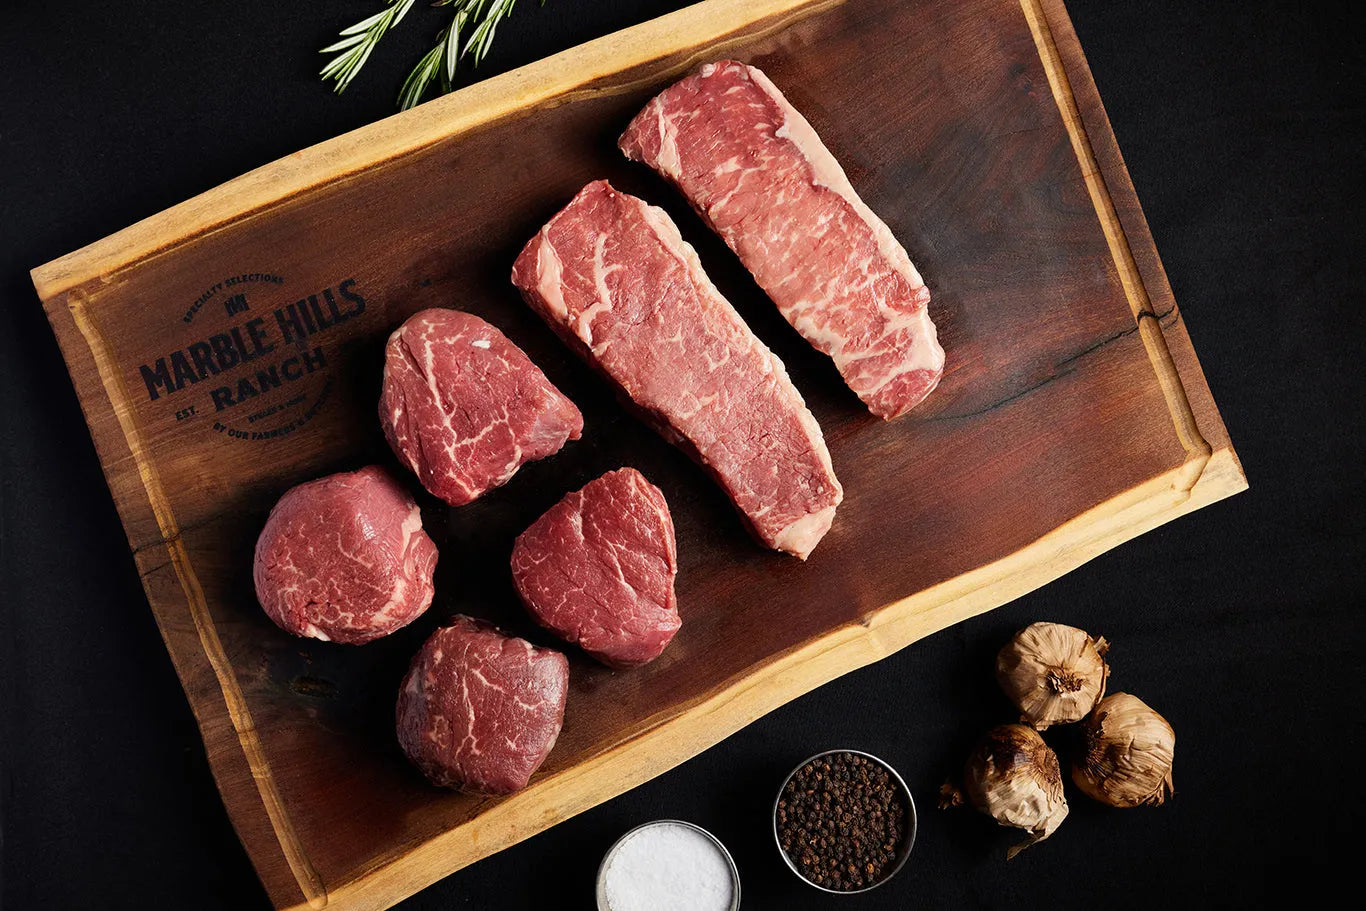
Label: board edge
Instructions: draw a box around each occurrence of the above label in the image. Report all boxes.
[1021,0,1219,493]
[44,287,329,910]
[1039,0,1243,476]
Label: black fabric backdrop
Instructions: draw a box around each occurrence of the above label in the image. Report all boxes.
[1,1,1361,908]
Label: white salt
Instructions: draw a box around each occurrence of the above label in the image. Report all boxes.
[602,822,734,911]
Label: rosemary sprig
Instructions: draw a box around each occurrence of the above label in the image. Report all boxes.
[400,0,542,111]
[320,0,420,95]
[322,0,546,111]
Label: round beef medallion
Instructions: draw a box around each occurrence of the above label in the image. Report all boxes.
[512,467,680,668]
[396,617,569,794]
[379,308,583,506]
[252,465,437,644]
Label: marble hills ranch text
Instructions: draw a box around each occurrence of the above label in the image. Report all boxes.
[137,279,365,412]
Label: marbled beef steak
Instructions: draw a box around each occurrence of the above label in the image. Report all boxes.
[252,466,437,644]
[380,308,583,506]
[396,617,570,794]
[621,61,945,420]
[511,180,842,559]
[512,467,680,668]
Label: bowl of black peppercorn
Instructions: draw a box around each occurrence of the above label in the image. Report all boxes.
[773,749,917,894]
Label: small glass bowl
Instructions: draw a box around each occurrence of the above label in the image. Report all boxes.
[772,749,917,894]
[595,818,741,911]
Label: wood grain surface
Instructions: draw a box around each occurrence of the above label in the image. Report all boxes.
[31,0,1244,908]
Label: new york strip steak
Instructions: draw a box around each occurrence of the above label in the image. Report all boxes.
[620,60,945,420]
[511,180,842,559]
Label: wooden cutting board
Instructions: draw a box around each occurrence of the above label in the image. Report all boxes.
[30,0,1244,908]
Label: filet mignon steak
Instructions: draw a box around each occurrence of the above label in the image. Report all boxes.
[380,308,583,506]
[620,60,946,420]
[252,465,437,644]
[396,616,569,793]
[511,467,680,668]
[511,180,843,559]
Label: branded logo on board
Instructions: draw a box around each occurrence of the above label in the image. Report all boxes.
[135,273,365,441]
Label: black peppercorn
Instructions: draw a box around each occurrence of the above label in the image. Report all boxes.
[775,752,910,891]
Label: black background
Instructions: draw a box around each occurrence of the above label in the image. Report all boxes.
[1,1,1361,908]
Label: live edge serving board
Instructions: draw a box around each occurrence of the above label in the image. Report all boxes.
[31,0,1244,908]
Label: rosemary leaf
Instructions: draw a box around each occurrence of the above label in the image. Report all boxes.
[320,0,419,96]
[398,0,545,110]
[320,0,548,110]
[399,41,445,112]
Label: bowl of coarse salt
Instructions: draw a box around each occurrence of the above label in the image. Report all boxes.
[595,819,741,911]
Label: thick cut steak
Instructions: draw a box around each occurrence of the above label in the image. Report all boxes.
[396,617,569,794]
[380,308,583,506]
[620,60,946,420]
[253,466,437,644]
[511,180,842,559]
[512,468,680,668]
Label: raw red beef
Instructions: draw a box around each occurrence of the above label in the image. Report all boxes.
[380,308,583,506]
[620,60,946,420]
[511,180,842,560]
[252,466,437,645]
[512,468,680,668]
[396,616,569,793]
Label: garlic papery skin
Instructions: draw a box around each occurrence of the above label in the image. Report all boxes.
[1073,693,1176,808]
[996,622,1109,730]
[958,724,1069,859]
